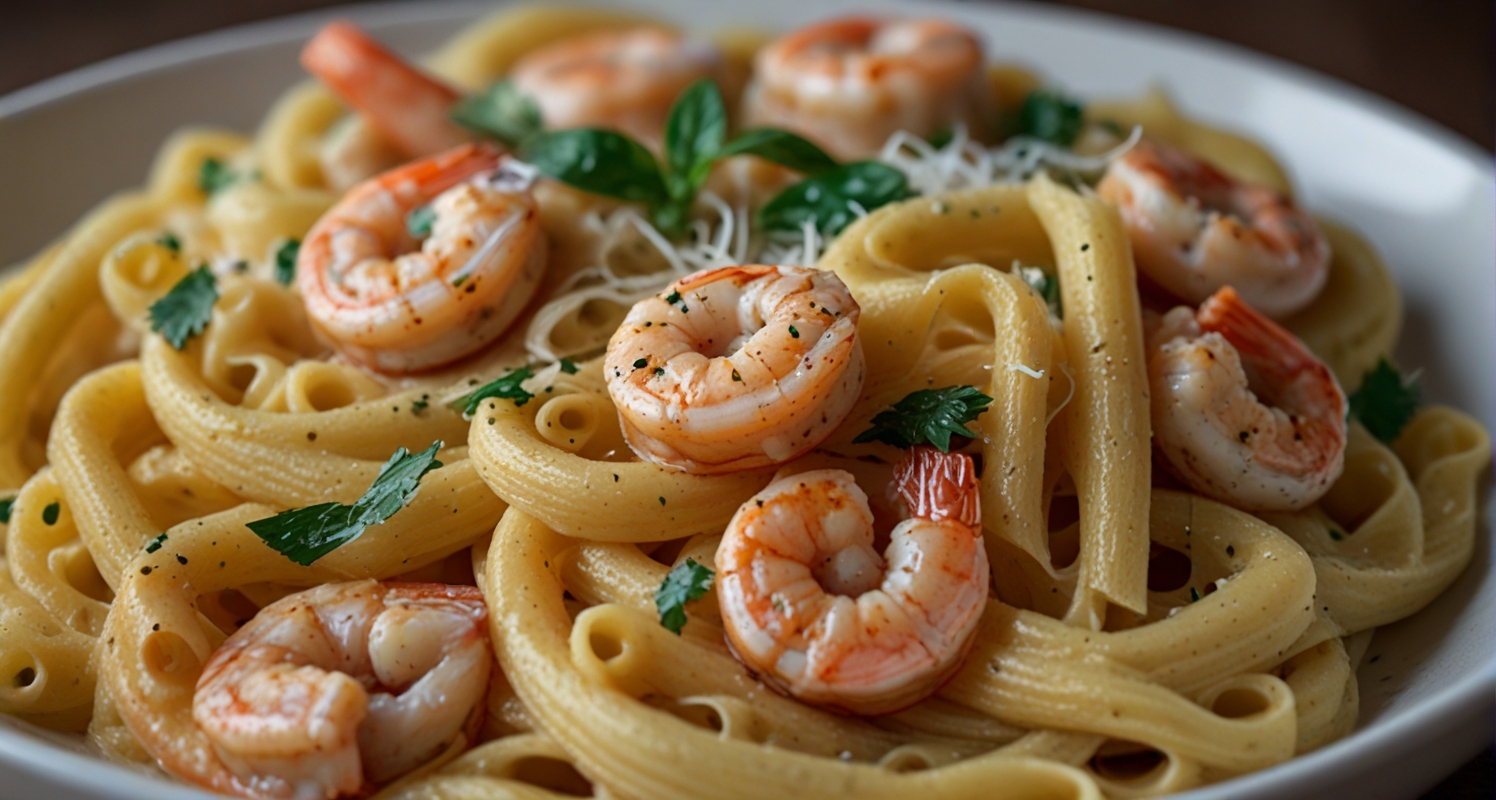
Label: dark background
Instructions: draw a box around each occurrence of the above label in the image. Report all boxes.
[0,0,1491,797]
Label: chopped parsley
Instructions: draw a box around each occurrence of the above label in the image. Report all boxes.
[1348,358,1420,443]
[0,498,12,524]
[633,358,648,370]
[274,239,300,286]
[145,532,168,553]
[406,204,437,239]
[449,366,535,416]
[853,385,994,452]
[198,157,242,196]
[655,558,715,635]
[1189,586,1202,603]
[1020,267,1063,319]
[148,266,218,349]
[156,232,181,253]
[42,502,59,525]
[1328,527,1346,541]
[246,441,443,566]
[411,395,430,416]
[558,358,579,374]
[788,325,799,339]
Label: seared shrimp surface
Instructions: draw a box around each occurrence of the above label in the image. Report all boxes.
[604,265,864,474]
[716,448,989,715]
[1148,287,1347,512]
[1098,138,1330,318]
[742,16,994,161]
[510,26,725,150]
[298,143,546,373]
[190,581,491,799]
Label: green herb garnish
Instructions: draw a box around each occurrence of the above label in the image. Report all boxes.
[1020,267,1063,319]
[42,502,60,525]
[198,157,241,196]
[1348,358,1420,443]
[759,161,908,239]
[145,532,168,553]
[247,441,443,566]
[1189,586,1202,603]
[558,358,579,375]
[449,366,535,416]
[449,79,543,148]
[148,266,218,350]
[411,395,429,416]
[655,558,715,635]
[853,385,994,452]
[1016,90,1084,147]
[1328,527,1346,541]
[0,498,11,524]
[157,232,181,253]
[406,204,437,239]
[926,128,955,149]
[274,239,300,286]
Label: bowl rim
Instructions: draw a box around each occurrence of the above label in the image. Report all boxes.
[0,1,1490,798]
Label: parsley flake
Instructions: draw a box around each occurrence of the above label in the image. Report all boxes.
[655,558,715,635]
[411,395,429,416]
[274,239,300,286]
[788,325,800,339]
[42,502,59,525]
[853,385,994,452]
[558,358,579,374]
[156,232,181,253]
[450,366,535,416]
[0,498,12,524]
[198,158,242,196]
[148,266,218,349]
[406,205,437,239]
[1189,586,1202,603]
[1016,90,1085,147]
[633,358,648,370]
[1348,358,1420,443]
[1328,527,1346,541]
[145,532,168,553]
[247,441,443,566]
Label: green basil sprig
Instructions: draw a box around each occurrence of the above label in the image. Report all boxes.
[452,77,846,237]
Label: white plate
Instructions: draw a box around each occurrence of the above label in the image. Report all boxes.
[0,2,1490,798]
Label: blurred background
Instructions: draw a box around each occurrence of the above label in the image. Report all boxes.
[2,0,1490,148]
[0,0,1490,797]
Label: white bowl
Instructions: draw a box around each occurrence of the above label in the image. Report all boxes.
[0,2,1490,798]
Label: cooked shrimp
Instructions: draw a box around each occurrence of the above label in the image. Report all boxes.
[1098,138,1330,318]
[510,26,725,150]
[298,143,546,373]
[715,447,989,715]
[604,264,864,473]
[191,581,491,799]
[302,21,468,159]
[742,16,994,161]
[1148,286,1346,512]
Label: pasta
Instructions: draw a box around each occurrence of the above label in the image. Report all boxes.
[0,5,1487,800]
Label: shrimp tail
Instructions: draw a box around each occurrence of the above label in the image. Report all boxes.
[302,21,468,158]
[892,446,980,527]
[1198,287,1319,381]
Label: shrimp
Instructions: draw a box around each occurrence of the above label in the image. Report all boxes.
[1097,138,1330,319]
[1148,286,1346,512]
[301,21,468,161]
[510,26,726,150]
[715,447,989,715]
[191,581,491,799]
[741,16,994,161]
[604,264,864,474]
[298,143,547,373]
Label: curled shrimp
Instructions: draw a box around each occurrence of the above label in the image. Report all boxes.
[297,143,546,373]
[715,447,989,715]
[301,21,468,161]
[190,581,491,798]
[510,26,725,150]
[742,16,994,161]
[1097,138,1330,318]
[604,264,864,474]
[1148,286,1347,512]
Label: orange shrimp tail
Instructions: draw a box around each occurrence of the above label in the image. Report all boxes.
[1197,287,1317,377]
[301,21,466,157]
[892,446,980,527]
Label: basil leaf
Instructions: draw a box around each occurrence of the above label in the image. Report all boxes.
[719,128,840,176]
[664,79,727,189]
[522,129,668,207]
[247,441,443,566]
[1017,90,1084,147]
[758,161,908,238]
[450,79,543,148]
